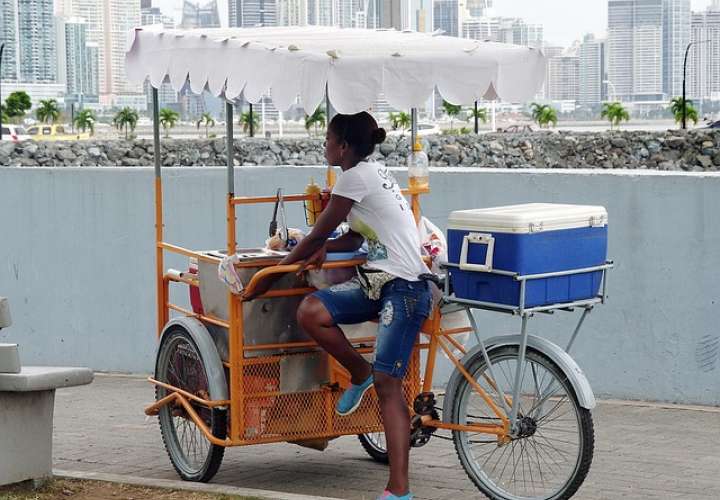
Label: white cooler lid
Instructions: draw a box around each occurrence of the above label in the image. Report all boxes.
[448,203,608,234]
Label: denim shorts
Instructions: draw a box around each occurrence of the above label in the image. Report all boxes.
[313,278,433,378]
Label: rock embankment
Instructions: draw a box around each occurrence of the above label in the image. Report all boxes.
[2,130,719,171]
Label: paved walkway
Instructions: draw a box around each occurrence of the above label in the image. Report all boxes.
[53,374,720,500]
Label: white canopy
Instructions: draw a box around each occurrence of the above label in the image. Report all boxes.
[125,26,546,115]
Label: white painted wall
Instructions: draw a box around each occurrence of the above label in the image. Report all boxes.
[1,166,718,405]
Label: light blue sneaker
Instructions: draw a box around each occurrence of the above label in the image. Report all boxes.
[377,490,413,500]
[336,374,374,416]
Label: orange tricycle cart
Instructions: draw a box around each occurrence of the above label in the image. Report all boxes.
[128,26,612,499]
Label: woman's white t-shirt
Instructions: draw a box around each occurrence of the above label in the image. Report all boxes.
[331,161,429,282]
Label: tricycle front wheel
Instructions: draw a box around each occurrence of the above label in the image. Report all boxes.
[155,326,227,482]
[449,346,594,500]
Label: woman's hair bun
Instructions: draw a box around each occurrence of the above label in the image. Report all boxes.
[372,127,386,145]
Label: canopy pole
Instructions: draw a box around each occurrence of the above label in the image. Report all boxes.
[325,83,336,124]
[152,88,161,177]
[226,101,235,195]
[152,87,166,337]
[249,103,254,137]
[411,108,418,146]
[474,101,479,134]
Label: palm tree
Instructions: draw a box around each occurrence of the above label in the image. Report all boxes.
[304,106,326,136]
[389,111,411,132]
[442,100,462,131]
[36,99,61,124]
[537,106,558,128]
[669,97,699,127]
[112,107,139,140]
[196,112,215,138]
[530,103,558,128]
[601,102,630,130]
[159,108,179,138]
[239,111,259,136]
[73,109,96,136]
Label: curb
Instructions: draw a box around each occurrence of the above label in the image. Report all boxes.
[54,469,345,500]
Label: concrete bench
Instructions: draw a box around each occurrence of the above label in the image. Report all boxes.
[0,297,94,486]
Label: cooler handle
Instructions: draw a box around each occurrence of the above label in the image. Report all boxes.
[459,233,495,272]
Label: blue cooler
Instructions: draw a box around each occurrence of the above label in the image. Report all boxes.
[447,203,608,308]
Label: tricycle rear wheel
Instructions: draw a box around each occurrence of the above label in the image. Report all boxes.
[358,433,389,463]
[156,326,226,482]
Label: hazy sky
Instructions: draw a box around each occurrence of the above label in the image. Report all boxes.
[154,0,715,48]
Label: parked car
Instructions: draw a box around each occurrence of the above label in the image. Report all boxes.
[26,124,90,141]
[0,125,30,142]
[387,122,442,137]
[498,124,534,133]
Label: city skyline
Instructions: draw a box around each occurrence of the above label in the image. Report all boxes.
[149,0,715,45]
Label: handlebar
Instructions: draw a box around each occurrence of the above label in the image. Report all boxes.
[242,258,366,299]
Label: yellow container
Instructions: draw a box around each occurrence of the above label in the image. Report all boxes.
[304,179,323,226]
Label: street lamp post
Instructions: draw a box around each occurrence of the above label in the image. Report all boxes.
[603,80,618,103]
[0,43,5,141]
[682,40,711,130]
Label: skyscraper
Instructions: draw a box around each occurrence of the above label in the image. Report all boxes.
[688,3,720,100]
[434,0,459,37]
[579,34,607,106]
[608,0,664,102]
[180,0,221,28]
[278,0,308,26]
[65,0,140,103]
[61,18,89,98]
[547,51,580,102]
[467,0,492,17]
[0,1,19,81]
[663,0,690,99]
[142,6,175,27]
[229,0,278,27]
[306,0,333,25]
[5,0,58,83]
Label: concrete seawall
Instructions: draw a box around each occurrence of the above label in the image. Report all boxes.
[1,166,718,405]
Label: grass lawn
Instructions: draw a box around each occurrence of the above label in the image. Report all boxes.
[0,479,263,500]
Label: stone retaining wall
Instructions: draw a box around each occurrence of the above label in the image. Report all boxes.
[2,130,719,171]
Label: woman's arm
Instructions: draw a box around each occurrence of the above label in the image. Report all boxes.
[243,194,355,299]
[325,230,364,253]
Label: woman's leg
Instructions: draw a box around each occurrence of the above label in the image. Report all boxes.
[297,296,372,384]
[374,371,411,496]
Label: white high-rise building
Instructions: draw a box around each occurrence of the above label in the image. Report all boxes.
[434,0,459,37]
[463,16,543,49]
[59,18,89,98]
[579,34,608,106]
[64,0,140,103]
[306,0,333,25]
[278,0,308,26]
[2,0,57,83]
[1,1,19,81]
[663,0,691,99]
[547,47,580,102]
[608,0,664,102]
[229,0,278,27]
[467,0,492,17]
[180,0,221,28]
[688,4,720,100]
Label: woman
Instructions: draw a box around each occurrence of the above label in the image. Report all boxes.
[245,111,432,500]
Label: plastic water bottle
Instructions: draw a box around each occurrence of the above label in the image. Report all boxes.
[408,140,429,191]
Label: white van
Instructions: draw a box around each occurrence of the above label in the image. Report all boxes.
[0,125,30,142]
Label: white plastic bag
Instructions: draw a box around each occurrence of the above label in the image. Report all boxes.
[418,216,448,274]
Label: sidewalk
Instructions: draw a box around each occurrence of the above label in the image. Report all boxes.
[53,374,720,500]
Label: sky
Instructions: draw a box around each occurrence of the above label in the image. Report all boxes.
[153,0,716,48]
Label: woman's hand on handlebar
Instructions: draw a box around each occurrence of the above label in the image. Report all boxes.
[241,275,276,301]
[297,244,327,275]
